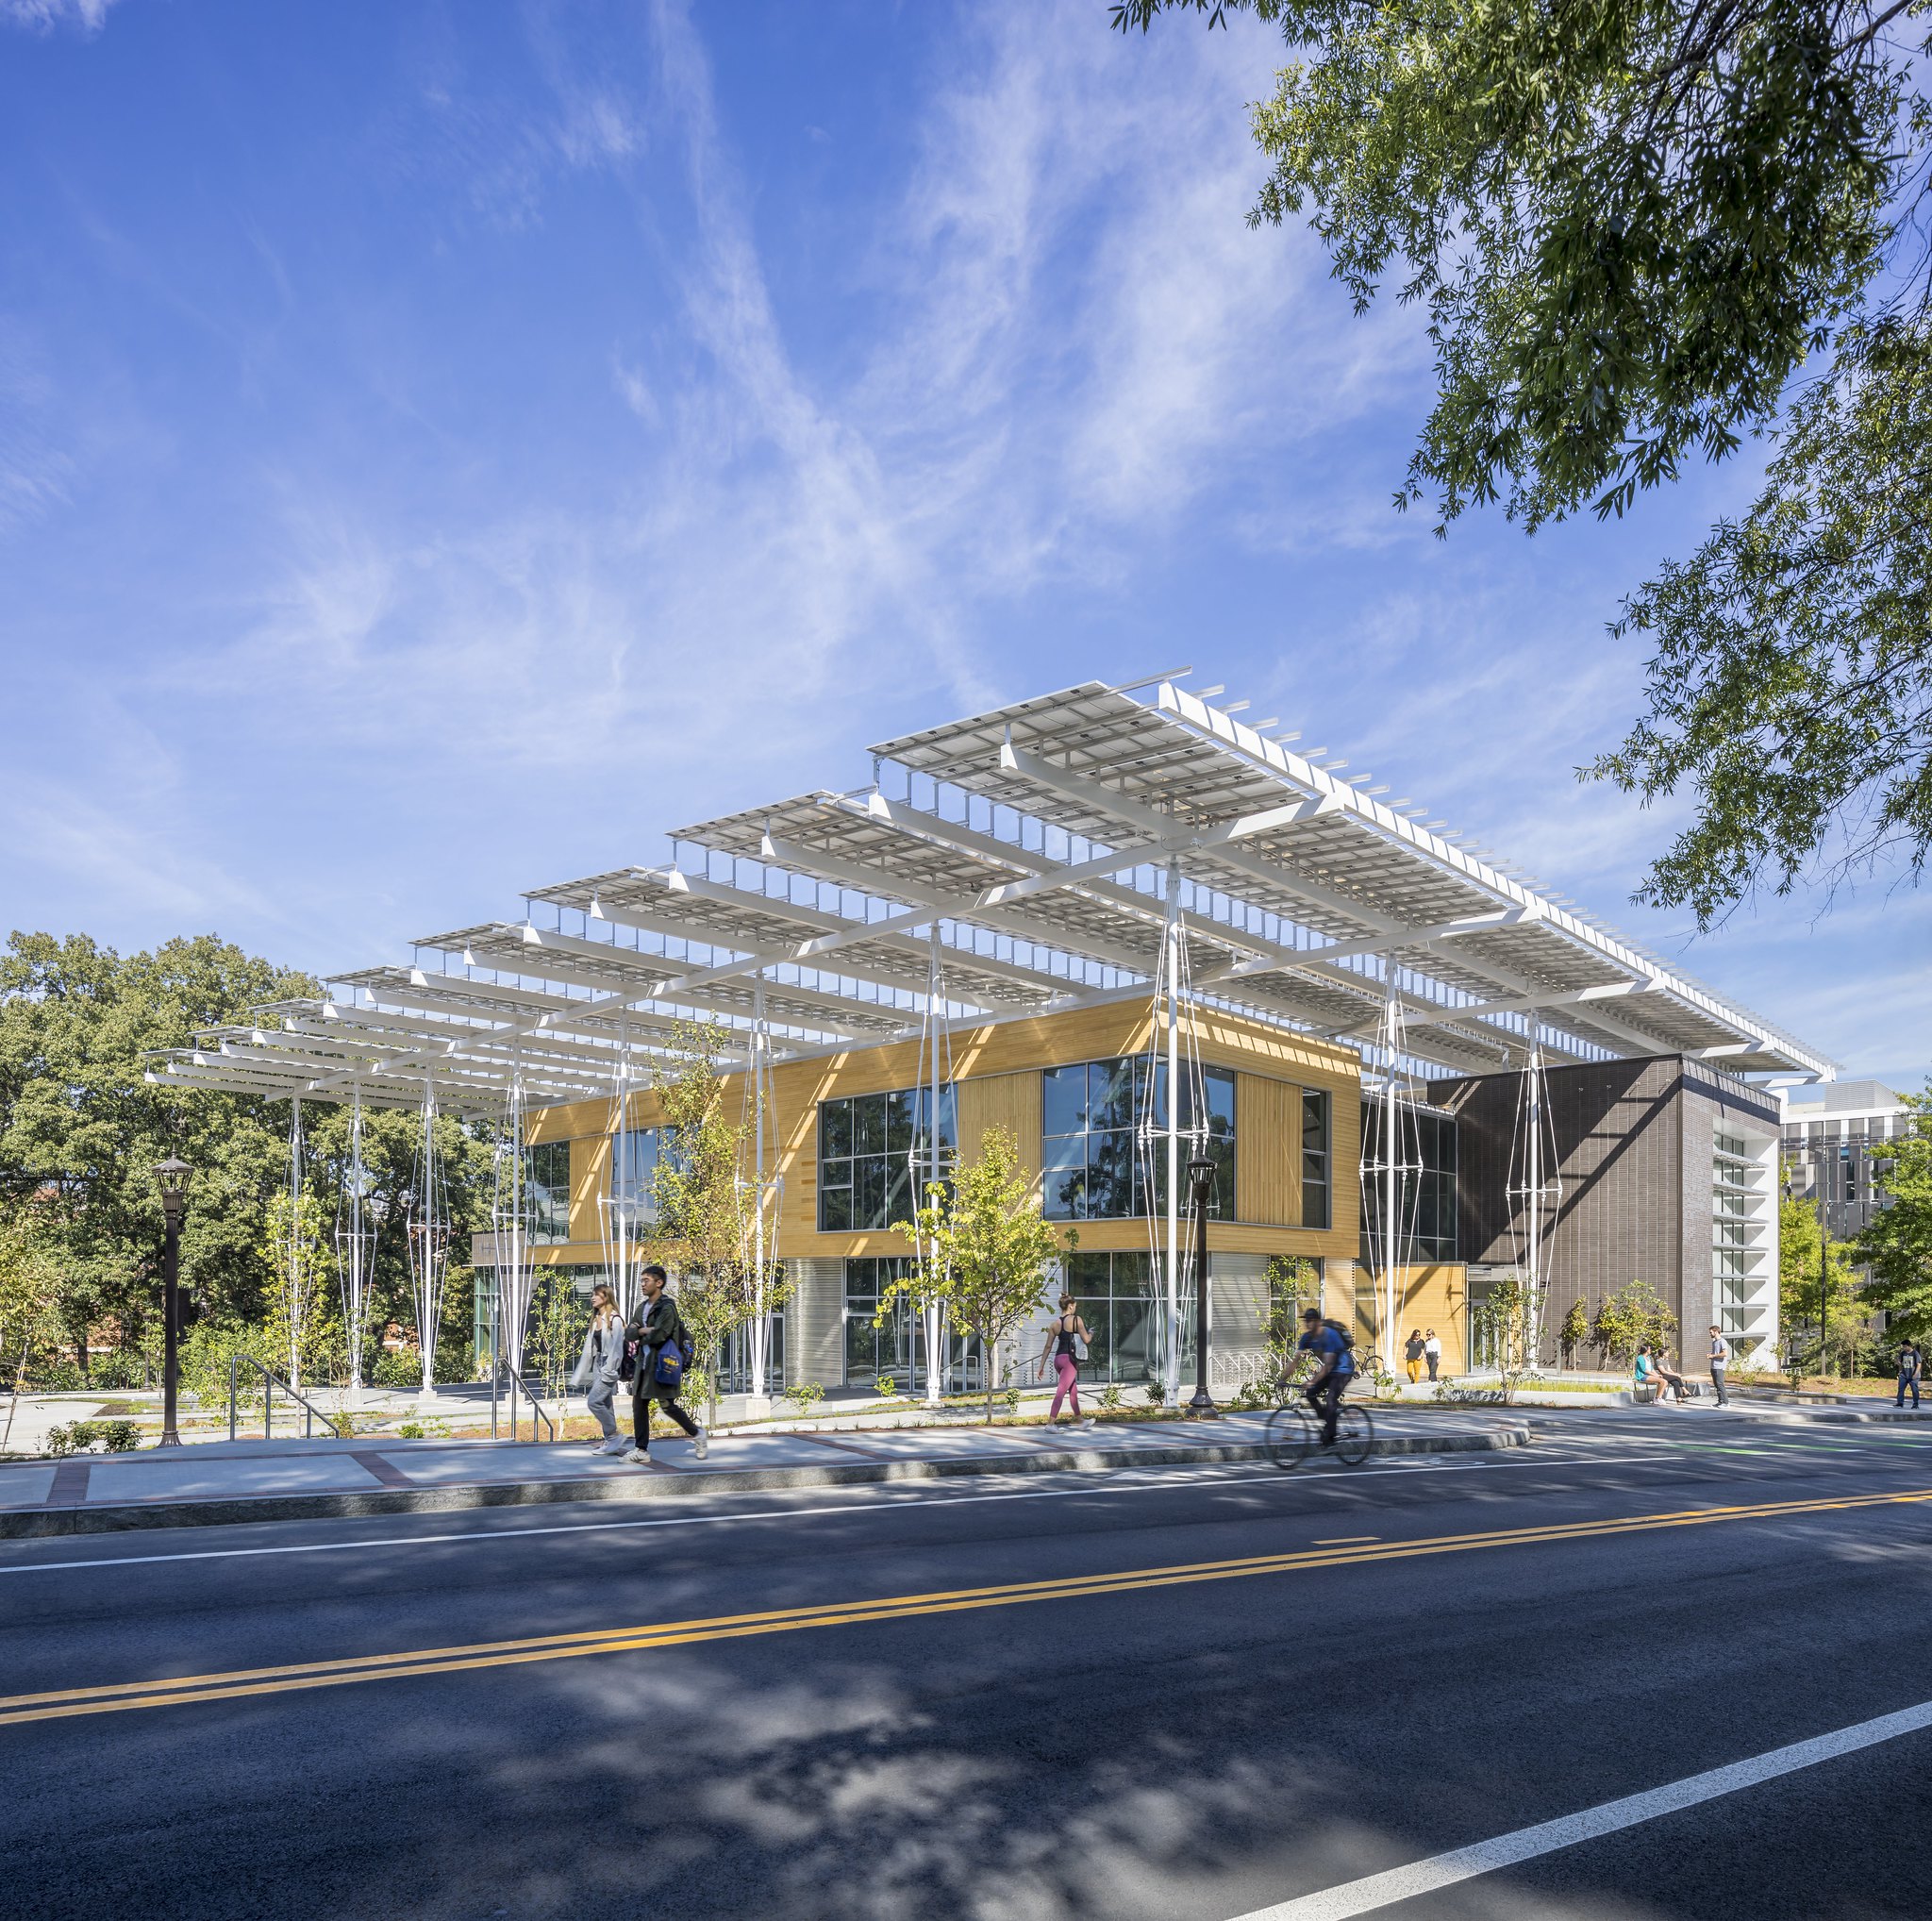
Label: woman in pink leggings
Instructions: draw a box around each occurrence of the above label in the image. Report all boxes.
[1036,1293,1092,1423]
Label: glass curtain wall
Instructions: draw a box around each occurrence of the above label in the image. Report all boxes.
[1041,1058,1236,1222]
[841,1255,980,1392]
[610,1126,670,1224]
[526,1141,573,1244]
[1302,1091,1331,1229]
[1357,1104,1457,1261]
[819,1086,958,1232]
[474,1262,608,1376]
[1060,1250,1205,1384]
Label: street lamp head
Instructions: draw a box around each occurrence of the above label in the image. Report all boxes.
[153,1154,192,1222]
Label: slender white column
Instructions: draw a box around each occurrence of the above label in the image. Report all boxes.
[288,1097,303,1390]
[750,975,771,1400]
[925,929,945,1408]
[346,1082,367,1396]
[1164,857,1181,1401]
[1382,979,1399,1378]
[1525,1034,1543,1369]
[415,1080,443,1405]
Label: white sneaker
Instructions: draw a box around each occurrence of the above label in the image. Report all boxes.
[599,1435,628,1455]
[623,1446,649,1464]
[693,1425,709,1460]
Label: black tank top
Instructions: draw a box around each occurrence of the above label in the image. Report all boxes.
[1055,1316,1078,1358]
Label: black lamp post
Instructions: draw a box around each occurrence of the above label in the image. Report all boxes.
[154,1155,192,1447]
[1187,1155,1216,1415]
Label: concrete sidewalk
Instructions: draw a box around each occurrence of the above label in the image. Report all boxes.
[0,1408,1532,1538]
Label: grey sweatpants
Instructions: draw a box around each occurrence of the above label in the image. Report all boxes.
[585,1378,618,1439]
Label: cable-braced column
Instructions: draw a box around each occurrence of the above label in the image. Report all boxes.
[409,1078,451,1410]
[747,974,774,1403]
[1163,857,1182,1402]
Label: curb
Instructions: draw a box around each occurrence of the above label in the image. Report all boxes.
[1727,1405,1932,1427]
[0,1425,1531,1539]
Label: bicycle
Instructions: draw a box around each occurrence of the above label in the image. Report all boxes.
[1264,1378,1375,1469]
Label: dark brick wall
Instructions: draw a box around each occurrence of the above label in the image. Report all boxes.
[1424,1055,1775,1366]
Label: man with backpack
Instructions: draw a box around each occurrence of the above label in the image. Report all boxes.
[1297,1307,1355,1447]
[623,1264,708,1462]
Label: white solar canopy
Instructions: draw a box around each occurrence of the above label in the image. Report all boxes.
[147,677,1832,1111]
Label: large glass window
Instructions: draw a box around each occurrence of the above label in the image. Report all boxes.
[1301,1091,1331,1230]
[1061,1250,1217,1383]
[1358,1103,1457,1261]
[1062,1250,1159,1383]
[818,1086,958,1233]
[526,1140,573,1244]
[610,1127,670,1225]
[1041,1057,1236,1222]
[842,1256,980,1391]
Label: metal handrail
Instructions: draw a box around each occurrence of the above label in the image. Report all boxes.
[494,1365,556,1444]
[228,1354,349,1441]
[524,1373,557,1443]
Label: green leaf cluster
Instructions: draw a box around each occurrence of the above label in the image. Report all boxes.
[642,1019,790,1421]
[1854,1087,1932,1341]
[890,1125,1078,1424]
[0,928,499,1386]
[1587,1278,1678,1366]
[1779,1192,1871,1374]
[1117,0,1930,921]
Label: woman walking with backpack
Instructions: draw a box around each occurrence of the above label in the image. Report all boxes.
[624,1265,708,1462]
[572,1282,628,1456]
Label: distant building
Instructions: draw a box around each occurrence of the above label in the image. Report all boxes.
[1780,1081,1915,1244]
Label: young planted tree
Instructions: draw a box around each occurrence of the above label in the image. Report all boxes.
[644,1022,789,1426]
[525,1266,591,1404]
[1591,1279,1680,1372]
[0,1210,58,1449]
[1471,1273,1533,1384]
[1781,1194,1869,1377]
[262,1189,334,1394]
[1263,1252,1320,1386]
[1557,1297,1591,1371]
[889,1126,1076,1424]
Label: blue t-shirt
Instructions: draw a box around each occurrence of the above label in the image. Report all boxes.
[1298,1326,1355,1376]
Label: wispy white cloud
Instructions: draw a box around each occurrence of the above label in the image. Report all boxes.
[1,0,116,34]
[0,321,75,535]
[3,777,280,936]
[4,0,1915,1080]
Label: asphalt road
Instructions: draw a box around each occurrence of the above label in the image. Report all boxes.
[4,1412,1930,1921]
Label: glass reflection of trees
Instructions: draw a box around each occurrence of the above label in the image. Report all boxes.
[1041,1056,1236,1222]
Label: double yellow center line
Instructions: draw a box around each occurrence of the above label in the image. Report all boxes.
[7,1483,1927,1729]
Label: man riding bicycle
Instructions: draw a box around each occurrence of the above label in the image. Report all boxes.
[1296,1308,1355,1446]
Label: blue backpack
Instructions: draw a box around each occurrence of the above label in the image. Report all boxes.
[654,1325,697,1392]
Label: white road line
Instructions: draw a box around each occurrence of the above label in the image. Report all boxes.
[0,1445,1854,1578]
[1236,1700,1932,1919]
[0,1464,1292,1575]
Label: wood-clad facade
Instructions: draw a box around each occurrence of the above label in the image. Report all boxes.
[500,998,1365,1387]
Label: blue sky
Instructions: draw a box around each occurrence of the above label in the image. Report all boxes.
[2,0,1924,1087]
